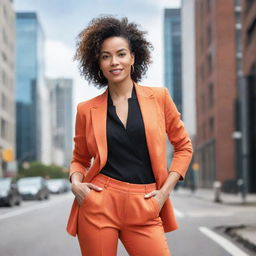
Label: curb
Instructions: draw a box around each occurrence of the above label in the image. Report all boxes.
[216,225,256,254]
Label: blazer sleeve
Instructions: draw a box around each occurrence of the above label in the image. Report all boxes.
[69,103,92,183]
[164,88,193,180]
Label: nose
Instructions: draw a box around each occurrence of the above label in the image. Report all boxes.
[110,56,119,66]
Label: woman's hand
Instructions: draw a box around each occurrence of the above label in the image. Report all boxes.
[71,182,103,206]
[144,190,169,210]
[145,171,181,210]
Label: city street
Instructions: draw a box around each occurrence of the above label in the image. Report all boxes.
[0,191,255,256]
[1,0,256,255]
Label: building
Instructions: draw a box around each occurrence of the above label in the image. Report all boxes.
[181,0,196,136]
[241,0,256,193]
[164,8,183,172]
[195,0,237,191]
[46,78,73,167]
[16,12,50,165]
[181,0,197,187]
[164,8,182,114]
[0,0,16,177]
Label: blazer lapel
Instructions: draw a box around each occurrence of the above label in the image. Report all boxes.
[90,89,108,170]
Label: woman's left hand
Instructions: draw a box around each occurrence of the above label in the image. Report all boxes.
[144,190,169,210]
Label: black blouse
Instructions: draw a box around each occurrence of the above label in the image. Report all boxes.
[100,84,156,184]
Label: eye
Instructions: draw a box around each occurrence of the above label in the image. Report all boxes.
[119,53,126,57]
[102,55,109,60]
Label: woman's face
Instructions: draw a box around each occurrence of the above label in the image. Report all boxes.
[99,36,135,85]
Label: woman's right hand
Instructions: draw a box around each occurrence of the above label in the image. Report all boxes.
[71,182,103,206]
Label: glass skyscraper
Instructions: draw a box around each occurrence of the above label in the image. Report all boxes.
[46,78,73,167]
[164,9,182,114]
[16,12,45,163]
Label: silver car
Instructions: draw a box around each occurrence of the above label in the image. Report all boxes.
[17,177,50,200]
[46,178,70,194]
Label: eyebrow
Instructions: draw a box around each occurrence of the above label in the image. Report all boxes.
[100,48,128,54]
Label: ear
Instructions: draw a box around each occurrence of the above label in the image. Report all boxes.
[131,52,135,65]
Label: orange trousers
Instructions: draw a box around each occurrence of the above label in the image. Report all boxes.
[77,173,171,256]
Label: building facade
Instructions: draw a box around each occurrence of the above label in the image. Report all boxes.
[164,8,182,114]
[181,0,197,188]
[181,0,196,137]
[241,0,256,192]
[16,12,49,165]
[195,0,237,190]
[46,78,73,167]
[0,0,16,177]
[164,8,183,172]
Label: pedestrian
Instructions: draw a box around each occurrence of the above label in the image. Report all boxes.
[66,15,193,256]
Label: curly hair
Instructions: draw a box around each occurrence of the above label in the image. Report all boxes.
[73,15,154,88]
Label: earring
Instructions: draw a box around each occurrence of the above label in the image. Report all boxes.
[98,70,103,79]
[131,64,134,74]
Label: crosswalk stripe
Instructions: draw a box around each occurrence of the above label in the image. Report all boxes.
[199,226,249,256]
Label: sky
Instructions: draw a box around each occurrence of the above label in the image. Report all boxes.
[13,0,181,111]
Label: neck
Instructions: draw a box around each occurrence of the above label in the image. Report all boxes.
[108,79,134,100]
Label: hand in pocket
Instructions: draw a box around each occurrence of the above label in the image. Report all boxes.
[71,182,103,206]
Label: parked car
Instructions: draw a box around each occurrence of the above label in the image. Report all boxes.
[17,177,50,200]
[46,178,70,194]
[0,177,22,207]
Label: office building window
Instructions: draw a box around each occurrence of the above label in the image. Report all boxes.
[3,4,7,20]
[1,93,7,111]
[235,10,241,24]
[201,64,205,82]
[209,117,214,134]
[207,53,213,75]
[235,0,241,6]
[201,93,206,111]
[236,57,242,73]
[1,118,8,140]
[172,22,180,34]
[236,28,242,52]
[1,51,7,62]
[246,0,253,9]
[2,28,8,45]
[207,0,211,12]
[208,82,214,108]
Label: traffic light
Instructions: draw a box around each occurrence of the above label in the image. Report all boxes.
[2,148,14,162]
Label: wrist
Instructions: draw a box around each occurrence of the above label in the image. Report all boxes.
[70,172,83,184]
[159,187,171,198]
[72,180,81,186]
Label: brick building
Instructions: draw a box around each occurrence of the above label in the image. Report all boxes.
[195,0,238,190]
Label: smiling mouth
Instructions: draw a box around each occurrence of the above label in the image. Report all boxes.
[110,69,123,75]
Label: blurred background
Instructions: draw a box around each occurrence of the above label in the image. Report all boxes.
[0,0,255,255]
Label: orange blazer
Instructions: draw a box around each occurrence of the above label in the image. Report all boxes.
[66,82,193,237]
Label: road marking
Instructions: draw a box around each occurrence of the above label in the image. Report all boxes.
[174,208,185,218]
[199,226,249,256]
[188,211,234,218]
[0,196,69,221]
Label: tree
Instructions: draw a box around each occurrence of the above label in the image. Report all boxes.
[18,162,69,179]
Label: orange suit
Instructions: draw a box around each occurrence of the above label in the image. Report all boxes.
[66,82,193,238]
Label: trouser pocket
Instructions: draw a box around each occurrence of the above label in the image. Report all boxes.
[80,189,95,207]
[124,193,160,224]
[150,196,161,217]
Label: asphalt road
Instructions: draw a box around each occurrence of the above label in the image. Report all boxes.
[0,191,255,256]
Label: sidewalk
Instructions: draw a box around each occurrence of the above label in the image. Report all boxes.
[174,187,256,253]
[174,187,256,206]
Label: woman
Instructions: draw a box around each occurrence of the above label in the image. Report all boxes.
[67,16,193,256]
